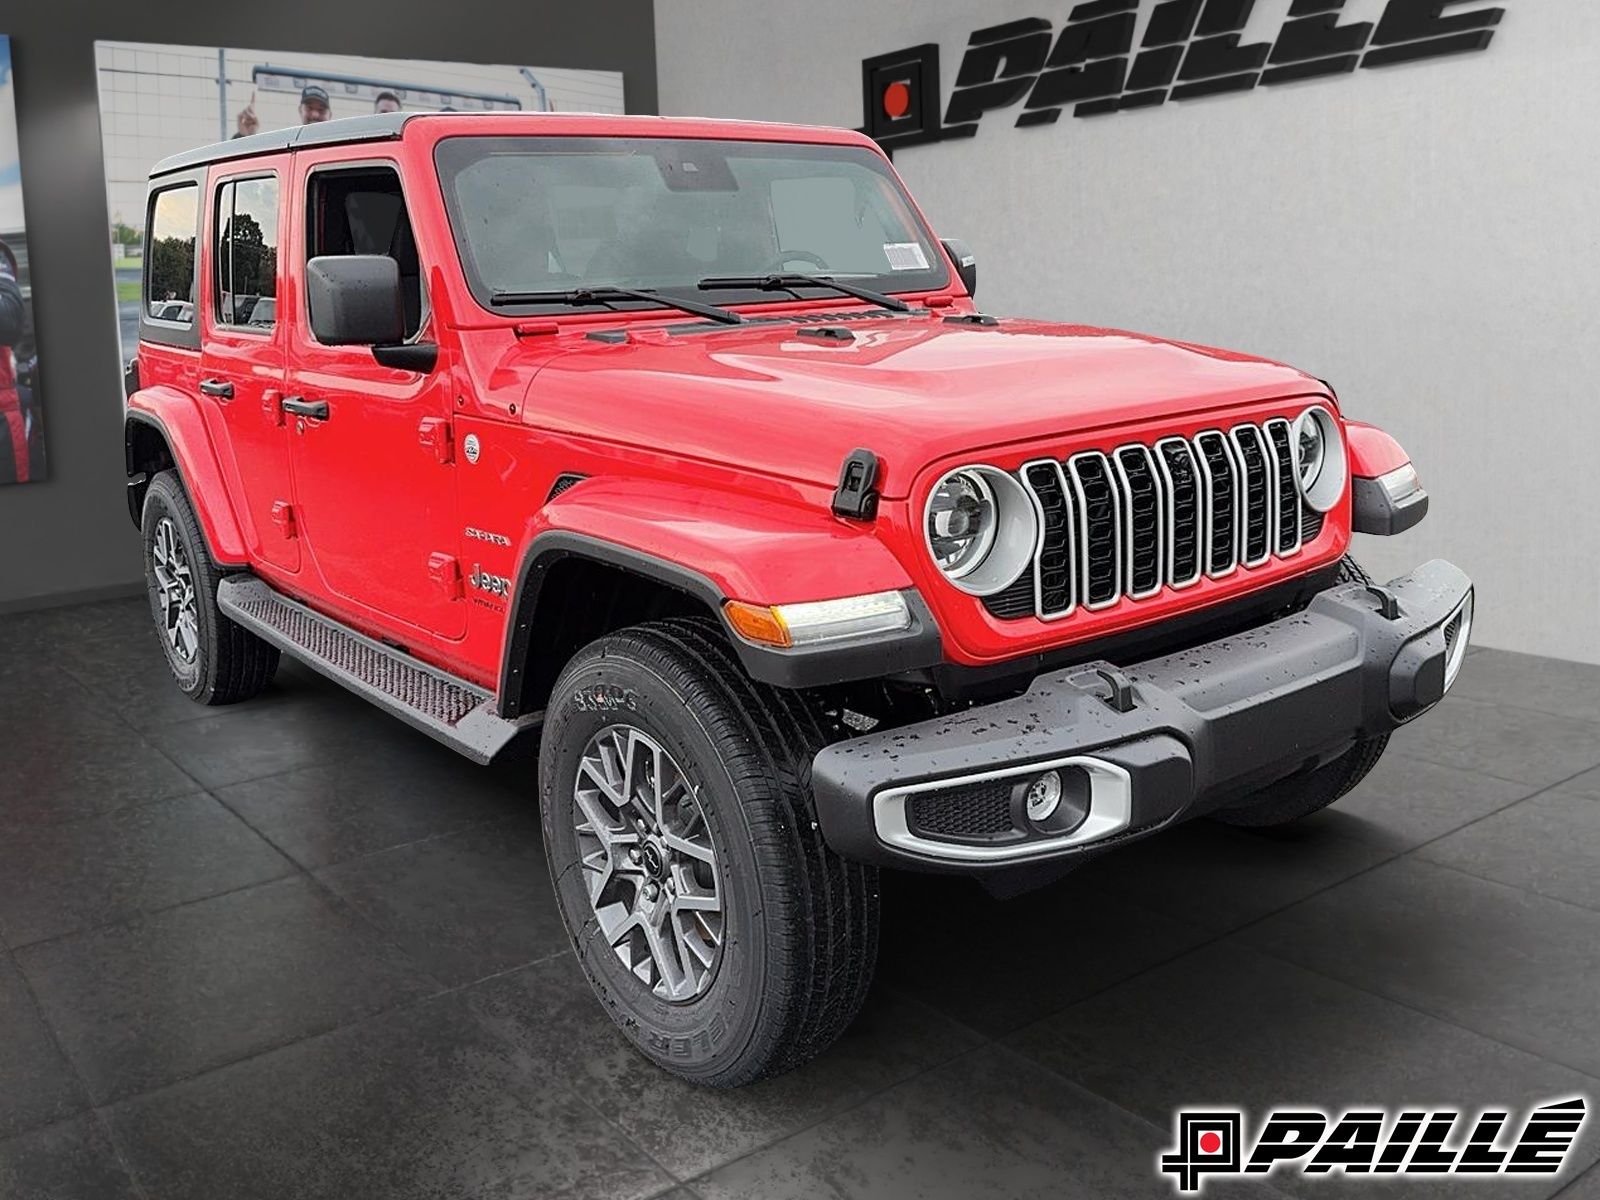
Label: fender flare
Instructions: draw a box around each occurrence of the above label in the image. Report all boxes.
[125,401,248,565]
[1345,421,1428,536]
[497,498,941,715]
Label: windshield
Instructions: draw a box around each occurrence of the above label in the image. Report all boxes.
[434,136,948,313]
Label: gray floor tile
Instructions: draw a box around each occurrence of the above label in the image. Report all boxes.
[1391,696,1600,788]
[466,954,983,1180]
[1557,766,1600,802]
[878,870,1212,1034]
[1302,750,1538,853]
[104,990,672,1200]
[1418,791,1600,912]
[314,818,565,988]
[62,647,340,733]
[14,875,438,1103]
[0,954,87,1140]
[0,719,198,825]
[1560,1162,1600,1199]
[688,1045,1277,1200]
[0,1114,140,1200]
[1243,857,1600,1077]
[1449,650,1600,725]
[0,793,295,947]
[1071,816,1393,934]
[1008,941,1600,1198]
[141,693,397,789]
[0,598,149,646]
[219,751,527,870]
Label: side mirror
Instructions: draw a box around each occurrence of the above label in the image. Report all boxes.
[306,255,405,346]
[941,237,977,299]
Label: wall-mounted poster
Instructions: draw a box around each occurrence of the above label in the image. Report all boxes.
[0,35,46,485]
[95,41,625,368]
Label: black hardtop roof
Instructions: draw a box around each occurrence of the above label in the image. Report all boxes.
[150,112,414,178]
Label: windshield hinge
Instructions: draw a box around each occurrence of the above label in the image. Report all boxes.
[832,449,881,521]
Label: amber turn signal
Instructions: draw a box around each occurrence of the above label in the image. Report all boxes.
[723,601,793,648]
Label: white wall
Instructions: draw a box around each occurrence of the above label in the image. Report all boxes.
[657,0,1600,664]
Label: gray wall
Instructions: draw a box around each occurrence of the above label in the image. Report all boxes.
[0,0,657,613]
[658,0,1598,665]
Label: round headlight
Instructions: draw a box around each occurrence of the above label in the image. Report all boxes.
[1291,406,1347,513]
[924,465,1039,596]
[926,471,996,579]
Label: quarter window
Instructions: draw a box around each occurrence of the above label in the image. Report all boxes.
[215,176,280,331]
[145,184,198,325]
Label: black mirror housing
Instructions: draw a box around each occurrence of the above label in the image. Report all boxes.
[306,255,406,346]
[941,238,977,299]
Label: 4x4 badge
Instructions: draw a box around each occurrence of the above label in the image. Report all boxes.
[463,433,481,464]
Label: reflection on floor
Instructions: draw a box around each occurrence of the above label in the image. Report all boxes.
[1,598,1598,1199]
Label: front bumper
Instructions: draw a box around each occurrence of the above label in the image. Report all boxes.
[811,559,1473,872]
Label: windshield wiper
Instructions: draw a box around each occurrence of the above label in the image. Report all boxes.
[698,273,911,313]
[488,285,743,326]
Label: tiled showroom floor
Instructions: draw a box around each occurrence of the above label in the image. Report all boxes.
[2,596,1599,1199]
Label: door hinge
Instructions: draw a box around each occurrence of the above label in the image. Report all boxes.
[270,501,297,540]
[418,417,454,464]
[428,552,463,599]
[262,389,284,428]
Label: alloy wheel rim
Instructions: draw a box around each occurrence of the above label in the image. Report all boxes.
[573,724,723,1002]
[151,517,200,665]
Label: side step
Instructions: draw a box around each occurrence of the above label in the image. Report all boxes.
[216,575,540,764]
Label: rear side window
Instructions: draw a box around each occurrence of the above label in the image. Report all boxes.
[145,184,199,326]
[215,176,281,331]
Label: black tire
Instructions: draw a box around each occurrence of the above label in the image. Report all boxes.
[141,470,279,705]
[1210,555,1389,828]
[539,617,878,1087]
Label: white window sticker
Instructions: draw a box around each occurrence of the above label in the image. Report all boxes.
[883,242,930,271]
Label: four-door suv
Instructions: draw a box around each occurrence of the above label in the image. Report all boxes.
[125,111,1473,1086]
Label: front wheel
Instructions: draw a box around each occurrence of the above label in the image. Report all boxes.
[539,618,878,1087]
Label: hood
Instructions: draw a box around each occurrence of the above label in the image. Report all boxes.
[523,315,1325,497]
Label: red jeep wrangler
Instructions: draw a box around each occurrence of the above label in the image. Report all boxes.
[125,112,1473,1086]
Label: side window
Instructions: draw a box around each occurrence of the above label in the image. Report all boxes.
[145,184,199,325]
[215,176,280,331]
[306,166,423,340]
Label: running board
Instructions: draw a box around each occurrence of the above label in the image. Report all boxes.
[216,576,540,764]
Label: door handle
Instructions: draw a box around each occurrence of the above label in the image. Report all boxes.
[281,396,329,420]
[199,378,234,400]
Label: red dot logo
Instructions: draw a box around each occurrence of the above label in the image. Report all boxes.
[1199,1132,1223,1155]
[882,80,912,120]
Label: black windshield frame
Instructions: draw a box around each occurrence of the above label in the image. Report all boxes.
[434,135,950,318]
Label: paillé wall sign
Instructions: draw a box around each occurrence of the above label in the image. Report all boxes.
[861,0,1506,152]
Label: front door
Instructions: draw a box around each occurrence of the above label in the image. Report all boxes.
[197,163,297,573]
[283,156,465,640]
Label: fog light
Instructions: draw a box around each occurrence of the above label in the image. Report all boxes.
[1022,771,1062,822]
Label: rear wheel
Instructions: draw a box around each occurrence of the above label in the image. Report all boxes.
[141,470,279,705]
[539,617,878,1087]
[1210,556,1389,827]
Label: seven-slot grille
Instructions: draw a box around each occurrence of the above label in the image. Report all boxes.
[986,417,1325,622]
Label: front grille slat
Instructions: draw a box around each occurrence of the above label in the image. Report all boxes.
[1021,461,1076,618]
[983,413,1335,622]
[1230,425,1273,568]
[1068,452,1123,609]
[1156,438,1203,589]
[1265,419,1302,556]
[1195,431,1239,576]
[1113,445,1164,599]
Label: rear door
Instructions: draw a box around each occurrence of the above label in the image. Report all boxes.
[283,153,465,639]
[197,161,297,573]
